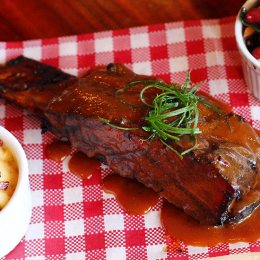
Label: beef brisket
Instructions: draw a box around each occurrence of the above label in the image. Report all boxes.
[44,63,260,225]
[0,57,260,225]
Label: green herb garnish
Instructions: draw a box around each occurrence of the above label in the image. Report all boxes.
[240,7,260,32]
[99,72,230,158]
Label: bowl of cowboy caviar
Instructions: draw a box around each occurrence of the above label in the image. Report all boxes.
[235,0,260,100]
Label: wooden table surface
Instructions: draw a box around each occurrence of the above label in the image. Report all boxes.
[0,0,245,42]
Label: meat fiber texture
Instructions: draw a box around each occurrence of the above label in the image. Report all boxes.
[0,56,259,226]
[43,63,260,226]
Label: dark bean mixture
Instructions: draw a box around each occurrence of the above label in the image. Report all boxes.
[241,4,260,60]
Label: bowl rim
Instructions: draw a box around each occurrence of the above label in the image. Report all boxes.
[235,0,260,66]
[0,126,29,224]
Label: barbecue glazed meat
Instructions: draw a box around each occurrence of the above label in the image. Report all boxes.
[43,63,260,226]
[0,56,77,116]
[0,57,260,226]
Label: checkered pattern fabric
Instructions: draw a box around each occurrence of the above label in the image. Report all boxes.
[0,16,260,260]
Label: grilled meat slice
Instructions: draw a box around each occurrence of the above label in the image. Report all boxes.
[0,57,259,225]
[43,62,260,225]
[0,55,78,116]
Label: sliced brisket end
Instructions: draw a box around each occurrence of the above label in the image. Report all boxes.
[44,63,260,225]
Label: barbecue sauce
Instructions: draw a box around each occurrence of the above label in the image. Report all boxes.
[45,140,71,162]
[102,174,159,215]
[161,123,260,247]
[198,91,233,113]
[254,128,260,138]
[161,201,260,247]
[45,90,260,247]
[68,151,101,180]
[46,141,101,179]
[46,138,260,247]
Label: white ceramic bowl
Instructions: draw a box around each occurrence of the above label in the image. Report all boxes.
[235,0,260,100]
[0,126,31,258]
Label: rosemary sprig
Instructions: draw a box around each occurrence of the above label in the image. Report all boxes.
[99,72,230,158]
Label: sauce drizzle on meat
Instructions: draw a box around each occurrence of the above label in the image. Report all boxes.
[198,91,233,113]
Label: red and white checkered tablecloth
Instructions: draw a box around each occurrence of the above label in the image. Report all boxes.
[1,15,260,260]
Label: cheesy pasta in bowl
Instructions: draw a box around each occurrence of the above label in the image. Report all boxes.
[0,142,19,210]
[0,126,31,258]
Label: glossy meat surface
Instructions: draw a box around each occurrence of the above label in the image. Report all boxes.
[0,56,77,116]
[0,57,260,225]
[44,63,260,225]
